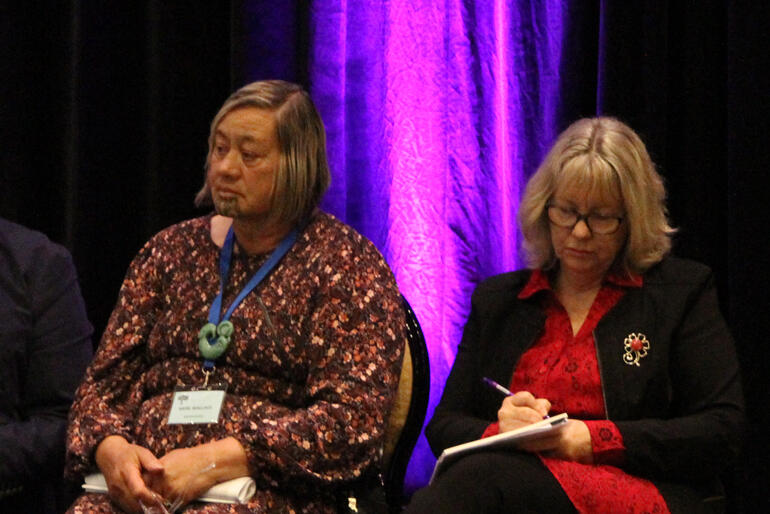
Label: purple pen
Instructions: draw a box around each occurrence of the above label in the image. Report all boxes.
[482,377,513,396]
[482,377,549,418]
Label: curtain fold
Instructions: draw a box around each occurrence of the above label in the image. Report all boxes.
[307,0,568,487]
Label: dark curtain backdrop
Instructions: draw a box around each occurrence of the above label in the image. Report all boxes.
[2,2,233,343]
[2,1,767,511]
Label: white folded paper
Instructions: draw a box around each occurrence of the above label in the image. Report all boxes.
[430,412,569,484]
[82,473,256,504]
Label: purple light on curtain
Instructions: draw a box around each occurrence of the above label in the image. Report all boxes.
[309,0,566,490]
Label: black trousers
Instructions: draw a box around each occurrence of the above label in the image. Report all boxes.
[405,450,576,514]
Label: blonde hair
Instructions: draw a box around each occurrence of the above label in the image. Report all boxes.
[518,117,676,273]
[195,80,330,228]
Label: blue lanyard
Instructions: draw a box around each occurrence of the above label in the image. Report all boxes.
[200,225,298,369]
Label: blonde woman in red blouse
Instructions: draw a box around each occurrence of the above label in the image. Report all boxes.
[407,117,744,513]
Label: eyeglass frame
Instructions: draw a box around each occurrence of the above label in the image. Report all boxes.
[545,203,625,235]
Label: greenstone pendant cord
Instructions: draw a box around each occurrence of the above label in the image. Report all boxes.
[198,225,299,371]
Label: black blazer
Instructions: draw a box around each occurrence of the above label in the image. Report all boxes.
[426,257,745,507]
[0,218,93,512]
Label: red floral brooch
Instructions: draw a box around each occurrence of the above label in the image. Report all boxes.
[623,333,650,366]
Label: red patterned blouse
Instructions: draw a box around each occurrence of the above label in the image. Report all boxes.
[482,269,670,513]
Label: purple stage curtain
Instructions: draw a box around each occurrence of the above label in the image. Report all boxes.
[308,1,567,489]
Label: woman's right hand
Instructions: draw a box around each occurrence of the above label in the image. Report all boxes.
[497,391,551,433]
[94,435,166,513]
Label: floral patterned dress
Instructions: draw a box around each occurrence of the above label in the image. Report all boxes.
[65,212,405,513]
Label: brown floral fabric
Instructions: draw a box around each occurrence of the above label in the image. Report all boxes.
[65,212,405,513]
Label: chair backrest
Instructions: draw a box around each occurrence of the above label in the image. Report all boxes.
[381,295,430,512]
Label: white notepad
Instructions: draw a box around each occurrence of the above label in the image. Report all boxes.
[430,412,569,484]
[82,473,256,504]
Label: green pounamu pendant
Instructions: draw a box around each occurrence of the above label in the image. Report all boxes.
[198,320,234,360]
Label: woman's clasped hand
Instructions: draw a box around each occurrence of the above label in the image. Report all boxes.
[497,392,593,465]
[95,436,249,513]
[95,436,165,513]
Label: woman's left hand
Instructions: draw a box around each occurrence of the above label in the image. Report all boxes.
[145,437,250,509]
[519,419,594,464]
[144,444,219,509]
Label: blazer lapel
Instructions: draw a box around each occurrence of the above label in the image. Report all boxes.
[479,298,545,418]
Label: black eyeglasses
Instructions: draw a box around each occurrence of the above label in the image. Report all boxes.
[546,204,624,235]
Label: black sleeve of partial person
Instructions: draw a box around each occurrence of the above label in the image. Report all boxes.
[616,268,746,482]
[0,242,93,483]
[425,293,499,457]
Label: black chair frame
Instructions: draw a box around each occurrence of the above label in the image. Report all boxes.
[383,295,430,512]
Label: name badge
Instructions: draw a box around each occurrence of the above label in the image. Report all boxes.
[167,385,226,425]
